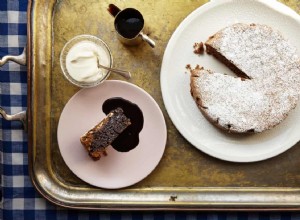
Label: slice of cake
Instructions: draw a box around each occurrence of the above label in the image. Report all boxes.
[80,107,131,160]
[190,23,300,133]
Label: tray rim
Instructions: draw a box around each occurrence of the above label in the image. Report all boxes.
[27,0,300,210]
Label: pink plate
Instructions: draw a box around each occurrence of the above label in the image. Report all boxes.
[57,80,167,189]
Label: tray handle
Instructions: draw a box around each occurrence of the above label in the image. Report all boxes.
[0,47,27,130]
[0,47,27,66]
[0,107,27,131]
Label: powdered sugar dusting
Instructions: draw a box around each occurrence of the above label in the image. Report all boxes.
[213,24,299,80]
[191,23,300,133]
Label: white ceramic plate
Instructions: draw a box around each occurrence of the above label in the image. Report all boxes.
[57,80,166,188]
[160,0,300,162]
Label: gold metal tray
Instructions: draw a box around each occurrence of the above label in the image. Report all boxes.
[25,0,300,210]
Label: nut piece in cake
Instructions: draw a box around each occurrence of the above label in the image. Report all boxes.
[80,107,131,160]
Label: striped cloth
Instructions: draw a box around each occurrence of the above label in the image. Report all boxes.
[1,0,300,219]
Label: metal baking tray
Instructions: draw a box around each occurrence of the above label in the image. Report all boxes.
[2,0,300,210]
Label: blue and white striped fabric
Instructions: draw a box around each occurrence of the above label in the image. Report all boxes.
[1,0,300,219]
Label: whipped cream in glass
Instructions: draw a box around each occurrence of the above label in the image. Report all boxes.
[66,41,109,83]
[60,35,112,87]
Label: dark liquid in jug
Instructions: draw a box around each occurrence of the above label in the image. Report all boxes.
[115,9,144,39]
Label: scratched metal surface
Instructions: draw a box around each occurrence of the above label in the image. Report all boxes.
[28,0,300,210]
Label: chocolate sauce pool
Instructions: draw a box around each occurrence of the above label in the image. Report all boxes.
[102,97,144,152]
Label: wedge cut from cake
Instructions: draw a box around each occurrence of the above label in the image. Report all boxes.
[80,107,131,160]
[190,23,300,133]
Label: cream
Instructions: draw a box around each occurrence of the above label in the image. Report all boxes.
[65,41,110,83]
